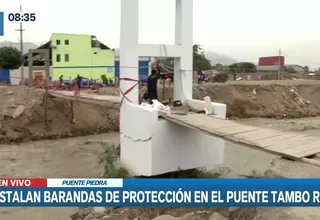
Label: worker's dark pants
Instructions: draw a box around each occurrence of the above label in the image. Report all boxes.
[147,75,158,102]
[148,92,158,100]
[147,87,158,102]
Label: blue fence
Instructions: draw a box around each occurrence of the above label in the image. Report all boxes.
[0,69,11,84]
[115,60,149,84]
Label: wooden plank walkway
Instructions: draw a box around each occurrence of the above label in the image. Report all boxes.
[48,90,120,109]
[46,92,320,161]
[162,113,320,160]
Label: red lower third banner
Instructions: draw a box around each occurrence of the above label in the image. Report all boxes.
[0,178,47,187]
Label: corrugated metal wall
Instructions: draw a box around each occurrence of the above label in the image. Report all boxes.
[0,69,11,84]
[115,60,120,81]
[139,60,149,83]
[114,60,150,84]
[10,67,53,85]
[259,56,285,66]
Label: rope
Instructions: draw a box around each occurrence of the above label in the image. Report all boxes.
[119,77,139,107]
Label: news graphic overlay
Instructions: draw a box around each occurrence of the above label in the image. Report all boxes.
[0,11,38,36]
[1,178,320,206]
[0,12,3,36]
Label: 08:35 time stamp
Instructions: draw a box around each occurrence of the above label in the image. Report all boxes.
[3,12,38,22]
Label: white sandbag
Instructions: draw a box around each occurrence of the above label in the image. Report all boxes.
[204,96,213,115]
[152,100,165,111]
[152,100,171,116]
[163,106,171,116]
[140,102,153,108]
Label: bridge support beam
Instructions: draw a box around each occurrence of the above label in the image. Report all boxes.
[120,0,226,176]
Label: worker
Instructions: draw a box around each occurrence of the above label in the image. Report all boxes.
[147,69,159,103]
[59,75,64,85]
[76,74,82,89]
[197,70,203,84]
[156,63,161,77]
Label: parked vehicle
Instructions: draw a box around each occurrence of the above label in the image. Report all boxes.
[48,78,104,90]
[213,73,229,83]
[69,78,104,88]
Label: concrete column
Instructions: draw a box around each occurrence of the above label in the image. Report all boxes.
[118,0,225,177]
[119,0,140,143]
[44,50,50,79]
[28,50,33,86]
[120,0,139,106]
[174,0,193,103]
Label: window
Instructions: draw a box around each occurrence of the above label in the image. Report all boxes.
[65,54,69,62]
[65,40,69,45]
[56,54,61,62]
[56,40,60,45]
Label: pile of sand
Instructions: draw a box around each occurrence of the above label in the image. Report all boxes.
[135,80,320,119]
[101,81,320,119]
[2,80,320,143]
[0,86,119,143]
[196,83,320,119]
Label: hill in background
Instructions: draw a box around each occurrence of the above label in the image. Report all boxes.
[0,41,39,54]
[0,41,238,66]
[206,51,238,66]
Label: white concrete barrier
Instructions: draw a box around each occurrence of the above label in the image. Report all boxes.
[120,102,225,176]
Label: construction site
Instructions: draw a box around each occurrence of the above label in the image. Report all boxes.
[1,0,320,219]
[0,78,319,219]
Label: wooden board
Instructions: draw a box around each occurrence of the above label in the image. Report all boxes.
[48,90,120,109]
[164,113,320,159]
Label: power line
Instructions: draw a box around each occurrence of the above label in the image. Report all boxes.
[15,4,25,79]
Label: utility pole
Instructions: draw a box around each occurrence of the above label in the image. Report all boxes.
[277,48,281,80]
[15,4,25,79]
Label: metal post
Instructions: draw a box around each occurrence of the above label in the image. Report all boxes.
[278,48,281,80]
[15,5,25,80]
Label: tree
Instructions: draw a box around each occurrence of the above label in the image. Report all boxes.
[303,66,309,73]
[214,63,223,70]
[228,62,256,73]
[0,46,23,70]
[156,44,212,72]
[193,44,212,71]
[287,67,296,73]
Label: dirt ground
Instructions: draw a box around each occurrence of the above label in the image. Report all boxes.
[101,79,320,119]
[0,133,119,220]
[0,128,319,220]
[0,86,119,143]
[194,80,320,119]
[1,80,320,219]
[2,79,319,144]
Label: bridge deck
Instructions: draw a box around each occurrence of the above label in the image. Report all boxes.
[48,90,120,109]
[163,113,320,160]
[46,91,320,160]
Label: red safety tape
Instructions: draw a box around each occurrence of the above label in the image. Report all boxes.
[119,77,139,107]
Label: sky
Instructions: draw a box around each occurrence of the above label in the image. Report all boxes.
[1,0,320,69]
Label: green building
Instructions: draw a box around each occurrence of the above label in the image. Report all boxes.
[51,33,115,80]
[23,33,115,82]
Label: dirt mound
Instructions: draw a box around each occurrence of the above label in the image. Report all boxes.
[0,86,119,143]
[101,81,320,119]
[193,83,320,119]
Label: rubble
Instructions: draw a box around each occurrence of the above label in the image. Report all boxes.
[70,205,320,220]
[70,208,231,220]
[11,105,25,119]
[0,86,119,143]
